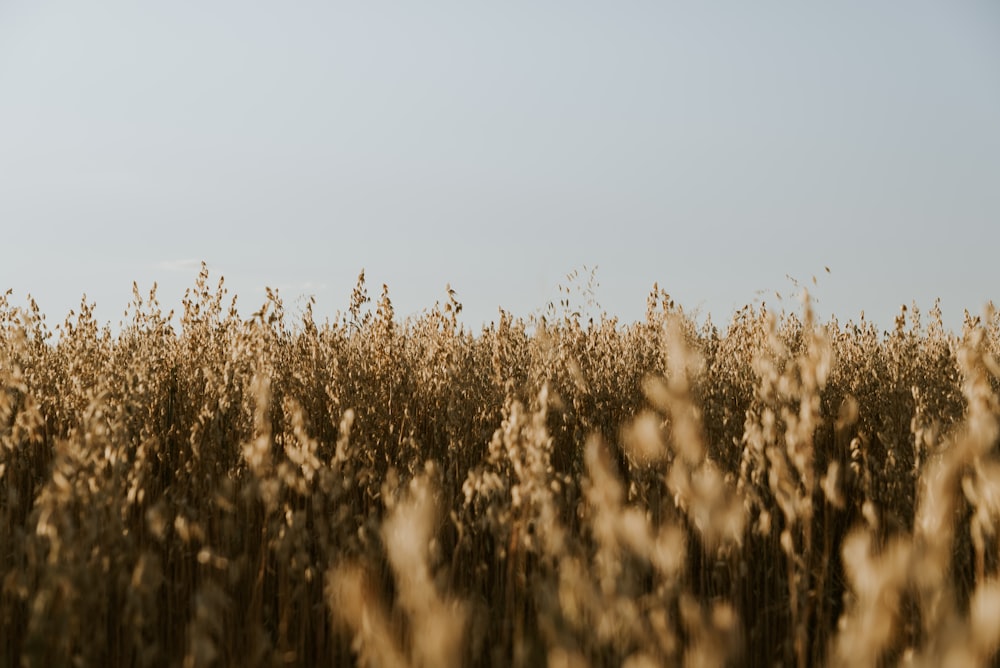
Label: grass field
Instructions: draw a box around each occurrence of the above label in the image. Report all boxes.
[3,267,1000,667]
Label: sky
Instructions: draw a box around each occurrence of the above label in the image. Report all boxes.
[1,1,999,334]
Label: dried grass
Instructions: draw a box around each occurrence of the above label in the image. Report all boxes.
[1,269,998,666]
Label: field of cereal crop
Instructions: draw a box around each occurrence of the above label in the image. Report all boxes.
[3,266,1000,667]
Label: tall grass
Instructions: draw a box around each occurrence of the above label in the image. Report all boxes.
[1,267,998,666]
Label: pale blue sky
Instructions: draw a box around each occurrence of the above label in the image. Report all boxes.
[2,2,998,333]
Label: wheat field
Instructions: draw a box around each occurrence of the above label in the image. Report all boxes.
[2,266,1000,667]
